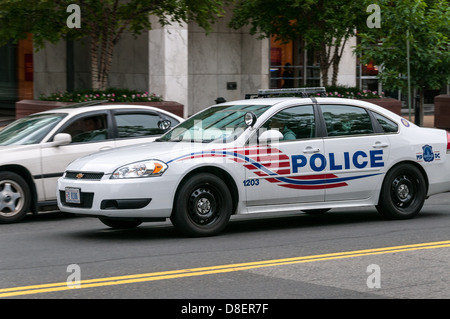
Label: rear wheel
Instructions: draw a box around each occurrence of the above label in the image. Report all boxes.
[171,173,232,237]
[0,172,31,224]
[376,164,426,220]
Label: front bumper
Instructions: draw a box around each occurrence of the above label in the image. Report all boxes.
[57,173,177,219]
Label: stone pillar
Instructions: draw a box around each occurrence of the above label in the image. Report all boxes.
[240,33,270,95]
[149,18,189,117]
[335,36,357,87]
[187,12,269,116]
[33,41,67,98]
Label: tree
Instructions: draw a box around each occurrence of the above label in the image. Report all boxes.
[0,0,227,90]
[229,0,366,87]
[356,0,450,126]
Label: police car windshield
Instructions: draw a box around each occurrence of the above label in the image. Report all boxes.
[158,104,270,143]
[0,113,67,145]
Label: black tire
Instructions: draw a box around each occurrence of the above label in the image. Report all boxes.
[376,164,426,220]
[170,173,232,237]
[0,171,31,224]
[99,217,142,229]
[302,208,331,215]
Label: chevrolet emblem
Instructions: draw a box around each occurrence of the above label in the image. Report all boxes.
[76,173,84,179]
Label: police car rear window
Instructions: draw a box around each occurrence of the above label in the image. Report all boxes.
[373,112,398,133]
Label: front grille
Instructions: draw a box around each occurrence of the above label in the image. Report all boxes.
[59,191,94,208]
[65,171,104,180]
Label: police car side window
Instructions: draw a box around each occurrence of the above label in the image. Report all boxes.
[261,105,315,141]
[373,112,398,133]
[321,105,374,137]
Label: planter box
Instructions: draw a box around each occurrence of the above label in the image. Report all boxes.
[15,100,72,119]
[15,100,184,119]
[361,98,402,116]
[434,94,450,130]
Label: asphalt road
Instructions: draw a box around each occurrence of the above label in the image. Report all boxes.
[0,193,449,304]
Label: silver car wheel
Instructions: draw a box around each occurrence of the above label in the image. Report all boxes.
[0,180,25,217]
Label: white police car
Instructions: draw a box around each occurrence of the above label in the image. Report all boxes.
[57,88,450,236]
[0,102,182,223]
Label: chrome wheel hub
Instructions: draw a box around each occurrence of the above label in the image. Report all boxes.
[0,181,23,216]
[397,184,410,199]
[196,197,211,215]
[189,187,218,225]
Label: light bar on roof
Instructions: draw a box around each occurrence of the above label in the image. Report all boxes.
[245,87,326,99]
[258,87,326,96]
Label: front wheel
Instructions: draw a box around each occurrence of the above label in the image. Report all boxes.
[170,173,232,237]
[376,164,426,220]
[0,172,31,224]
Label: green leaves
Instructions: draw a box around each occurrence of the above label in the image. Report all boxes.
[357,0,450,91]
[229,0,367,86]
[0,0,227,90]
[0,0,227,47]
[229,0,365,48]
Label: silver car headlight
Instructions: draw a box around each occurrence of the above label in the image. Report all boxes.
[111,160,168,179]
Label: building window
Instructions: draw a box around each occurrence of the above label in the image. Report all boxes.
[356,57,380,92]
[269,37,320,89]
[0,41,17,111]
[356,37,380,93]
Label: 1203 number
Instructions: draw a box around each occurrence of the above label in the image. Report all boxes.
[243,179,259,186]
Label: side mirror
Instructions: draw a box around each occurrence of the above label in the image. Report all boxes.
[158,119,171,131]
[52,133,72,146]
[258,130,283,144]
[244,112,257,127]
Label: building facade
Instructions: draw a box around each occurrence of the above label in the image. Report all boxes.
[6,12,443,118]
[27,13,271,118]
[0,34,34,115]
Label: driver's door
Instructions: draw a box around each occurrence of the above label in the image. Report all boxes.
[244,104,325,207]
[40,112,114,201]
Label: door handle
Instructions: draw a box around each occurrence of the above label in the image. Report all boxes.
[372,141,389,148]
[303,146,320,154]
[99,146,113,151]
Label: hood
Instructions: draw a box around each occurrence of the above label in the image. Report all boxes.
[65,141,238,173]
[0,144,35,152]
[0,144,40,164]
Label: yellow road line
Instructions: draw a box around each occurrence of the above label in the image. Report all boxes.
[1,240,449,298]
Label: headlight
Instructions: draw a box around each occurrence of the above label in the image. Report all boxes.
[111,160,168,179]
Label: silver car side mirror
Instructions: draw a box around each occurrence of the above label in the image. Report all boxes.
[52,133,72,147]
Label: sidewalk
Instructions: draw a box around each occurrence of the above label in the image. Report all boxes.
[402,103,435,128]
[413,114,435,128]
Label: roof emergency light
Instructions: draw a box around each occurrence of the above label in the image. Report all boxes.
[245,87,326,99]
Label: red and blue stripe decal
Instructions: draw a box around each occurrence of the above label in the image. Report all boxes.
[168,146,381,190]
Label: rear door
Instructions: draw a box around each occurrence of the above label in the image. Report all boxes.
[319,103,390,201]
[40,111,114,200]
